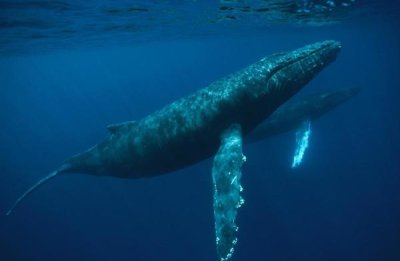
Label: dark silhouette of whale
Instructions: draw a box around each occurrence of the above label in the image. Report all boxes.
[6,40,342,261]
[246,87,360,143]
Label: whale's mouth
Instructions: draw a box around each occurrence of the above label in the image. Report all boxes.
[272,40,341,75]
[264,40,341,95]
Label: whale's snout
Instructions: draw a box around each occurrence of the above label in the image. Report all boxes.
[246,40,342,123]
[266,40,342,96]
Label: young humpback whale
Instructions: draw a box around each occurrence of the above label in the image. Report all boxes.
[246,87,360,143]
[7,41,342,261]
[246,87,360,169]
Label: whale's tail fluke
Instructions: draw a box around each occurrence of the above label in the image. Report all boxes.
[6,164,71,216]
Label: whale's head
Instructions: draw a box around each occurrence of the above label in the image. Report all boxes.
[269,40,341,91]
[239,40,342,131]
[320,87,361,107]
[251,40,341,99]
[301,87,361,118]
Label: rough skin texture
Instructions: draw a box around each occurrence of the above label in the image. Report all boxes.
[64,40,341,178]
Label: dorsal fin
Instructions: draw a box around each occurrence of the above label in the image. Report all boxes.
[106,120,136,134]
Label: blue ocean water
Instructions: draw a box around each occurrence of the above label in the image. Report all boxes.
[0,1,399,260]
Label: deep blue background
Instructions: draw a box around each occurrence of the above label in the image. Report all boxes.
[1,19,399,261]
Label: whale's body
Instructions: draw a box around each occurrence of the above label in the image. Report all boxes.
[7,40,342,261]
[64,40,341,179]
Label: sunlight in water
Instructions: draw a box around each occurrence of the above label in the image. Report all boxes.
[292,120,311,168]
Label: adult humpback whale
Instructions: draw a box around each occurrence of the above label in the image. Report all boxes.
[6,40,342,261]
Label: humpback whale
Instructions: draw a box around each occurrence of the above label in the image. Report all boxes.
[246,87,360,168]
[6,40,342,261]
[246,87,360,143]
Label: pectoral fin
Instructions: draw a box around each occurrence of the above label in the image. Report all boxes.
[292,119,311,168]
[212,124,246,261]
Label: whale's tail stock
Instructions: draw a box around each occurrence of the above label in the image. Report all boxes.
[5,163,71,216]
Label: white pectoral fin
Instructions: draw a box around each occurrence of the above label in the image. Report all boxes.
[292,119,311,168]
[212,124,246,261]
